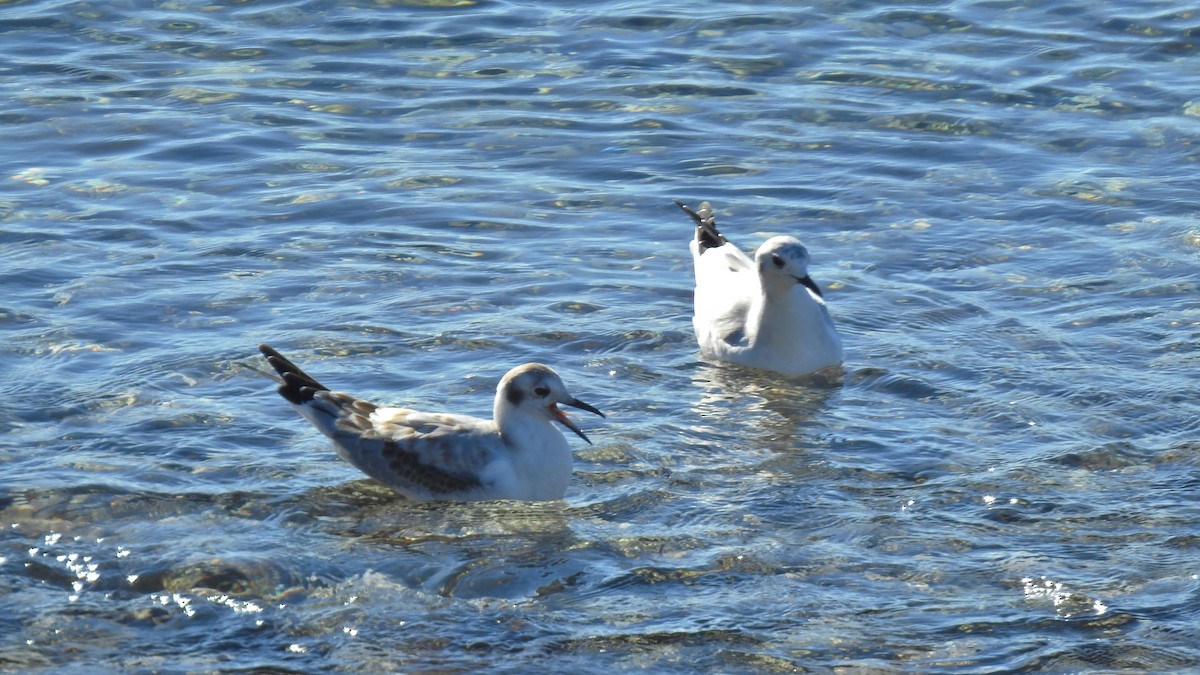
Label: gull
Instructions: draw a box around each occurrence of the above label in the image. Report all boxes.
[675,200,843,377]
[257,344,605,502]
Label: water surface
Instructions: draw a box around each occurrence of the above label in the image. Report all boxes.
[2,0,1199,671]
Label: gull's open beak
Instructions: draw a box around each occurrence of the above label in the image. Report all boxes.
[549,398,605,445]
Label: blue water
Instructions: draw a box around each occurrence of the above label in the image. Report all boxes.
[2,0,1199,671]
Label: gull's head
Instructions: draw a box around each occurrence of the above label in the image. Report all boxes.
[755,236,825,299]
[496,363,605,444]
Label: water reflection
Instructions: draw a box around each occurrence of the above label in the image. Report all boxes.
[689,361,840,446]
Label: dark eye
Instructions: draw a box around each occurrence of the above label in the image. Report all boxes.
[534,386,551,397]
[772,255,785,268]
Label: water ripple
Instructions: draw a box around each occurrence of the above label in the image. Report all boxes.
[1,0,1198,671]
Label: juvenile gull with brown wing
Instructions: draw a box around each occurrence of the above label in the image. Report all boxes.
[258,344,605,501]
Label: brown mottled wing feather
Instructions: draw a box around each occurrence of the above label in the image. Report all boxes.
[319,395,492,498]
[379,442,485,495]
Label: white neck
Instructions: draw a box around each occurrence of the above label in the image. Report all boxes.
[493,405,574,500]
[743,284,842,372]
[750,284,817,339]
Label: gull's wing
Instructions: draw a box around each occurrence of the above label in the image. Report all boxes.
[324,401,502,500]
[695,293,753,349]
[676,200,755,281]
[675,202,758,351]
[259,344,497,500]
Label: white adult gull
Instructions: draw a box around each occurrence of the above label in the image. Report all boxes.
[675,200,843,377]
[257,344,605,502]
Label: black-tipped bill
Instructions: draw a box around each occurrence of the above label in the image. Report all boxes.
[796,275,824,299]
[550,398,605,445]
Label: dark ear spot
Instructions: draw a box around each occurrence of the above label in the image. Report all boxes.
[506,387,524,406]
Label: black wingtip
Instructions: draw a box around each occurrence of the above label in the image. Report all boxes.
[675,199,727,254]
[674,199,703,226]
[258,343,328,405]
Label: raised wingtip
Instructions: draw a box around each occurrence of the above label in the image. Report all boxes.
[674,199,703,225]
[257,344,328,405]
[676,199,726,253]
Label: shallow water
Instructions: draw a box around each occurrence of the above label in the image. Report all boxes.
[2,0,1199,671]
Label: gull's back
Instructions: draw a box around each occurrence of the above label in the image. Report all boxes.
[683,201,759,353]
[328,402,513,500]
[691,239,759,352]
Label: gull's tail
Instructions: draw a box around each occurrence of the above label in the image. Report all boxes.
[675,200,727,255]
[259,344,330,405]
